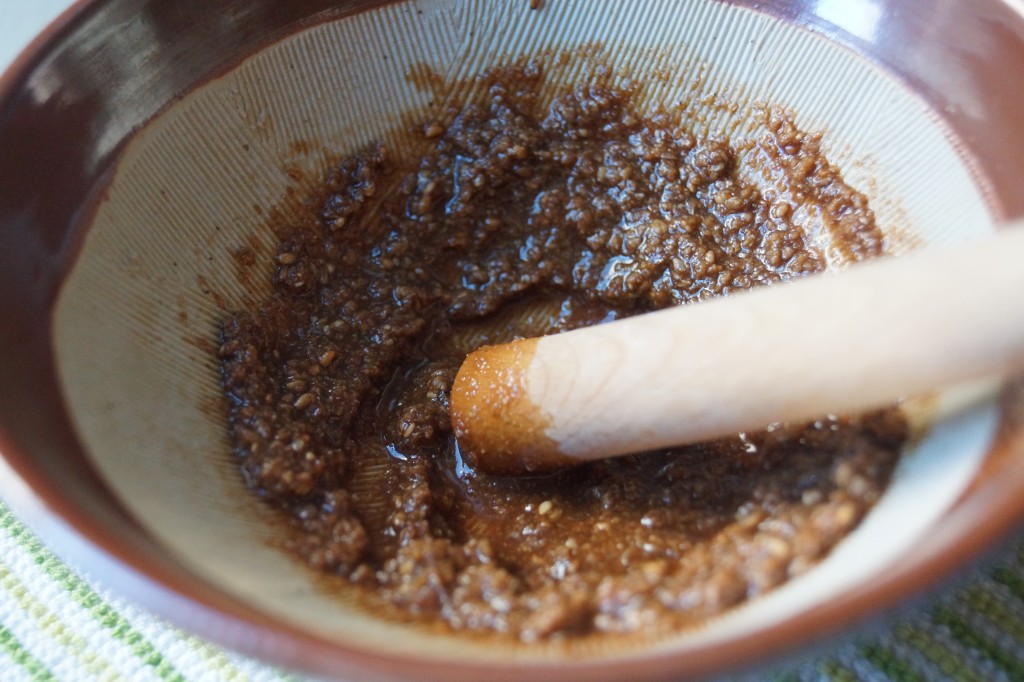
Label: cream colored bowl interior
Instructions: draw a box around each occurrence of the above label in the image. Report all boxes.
[53,0,997,663]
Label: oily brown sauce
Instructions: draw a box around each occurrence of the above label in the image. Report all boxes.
[217,64,906,641]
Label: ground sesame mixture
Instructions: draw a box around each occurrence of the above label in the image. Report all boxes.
[218,65,906,641]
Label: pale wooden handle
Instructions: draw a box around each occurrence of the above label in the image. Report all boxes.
[450,224,1024,474]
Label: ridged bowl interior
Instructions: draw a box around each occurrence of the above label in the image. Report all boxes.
[52,0,997,663]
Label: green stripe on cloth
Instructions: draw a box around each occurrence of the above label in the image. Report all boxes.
[0,622,56,682]
[0,561,120,681]
[0,499,298,681]
[859,643,925,682]
[816,659,860,682]
[891,623,990,682]
[933,604,1024,680]
[958,581,1024,638]
[0,504,186,682]
[957,585,1024,645]
[993,565,1024,604]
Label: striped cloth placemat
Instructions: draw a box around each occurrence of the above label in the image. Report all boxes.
[0,500,294,682]
[2,498,1023,681]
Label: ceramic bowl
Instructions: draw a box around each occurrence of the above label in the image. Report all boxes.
[2,1,1024,679]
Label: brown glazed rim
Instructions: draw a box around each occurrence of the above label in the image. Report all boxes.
[1,1,1023,680]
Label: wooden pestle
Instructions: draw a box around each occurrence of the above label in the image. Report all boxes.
[450,223,1024,475]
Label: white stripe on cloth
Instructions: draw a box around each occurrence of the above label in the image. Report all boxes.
[3,520,300,681]
[0,524,168,682]
[71,569,297,682]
